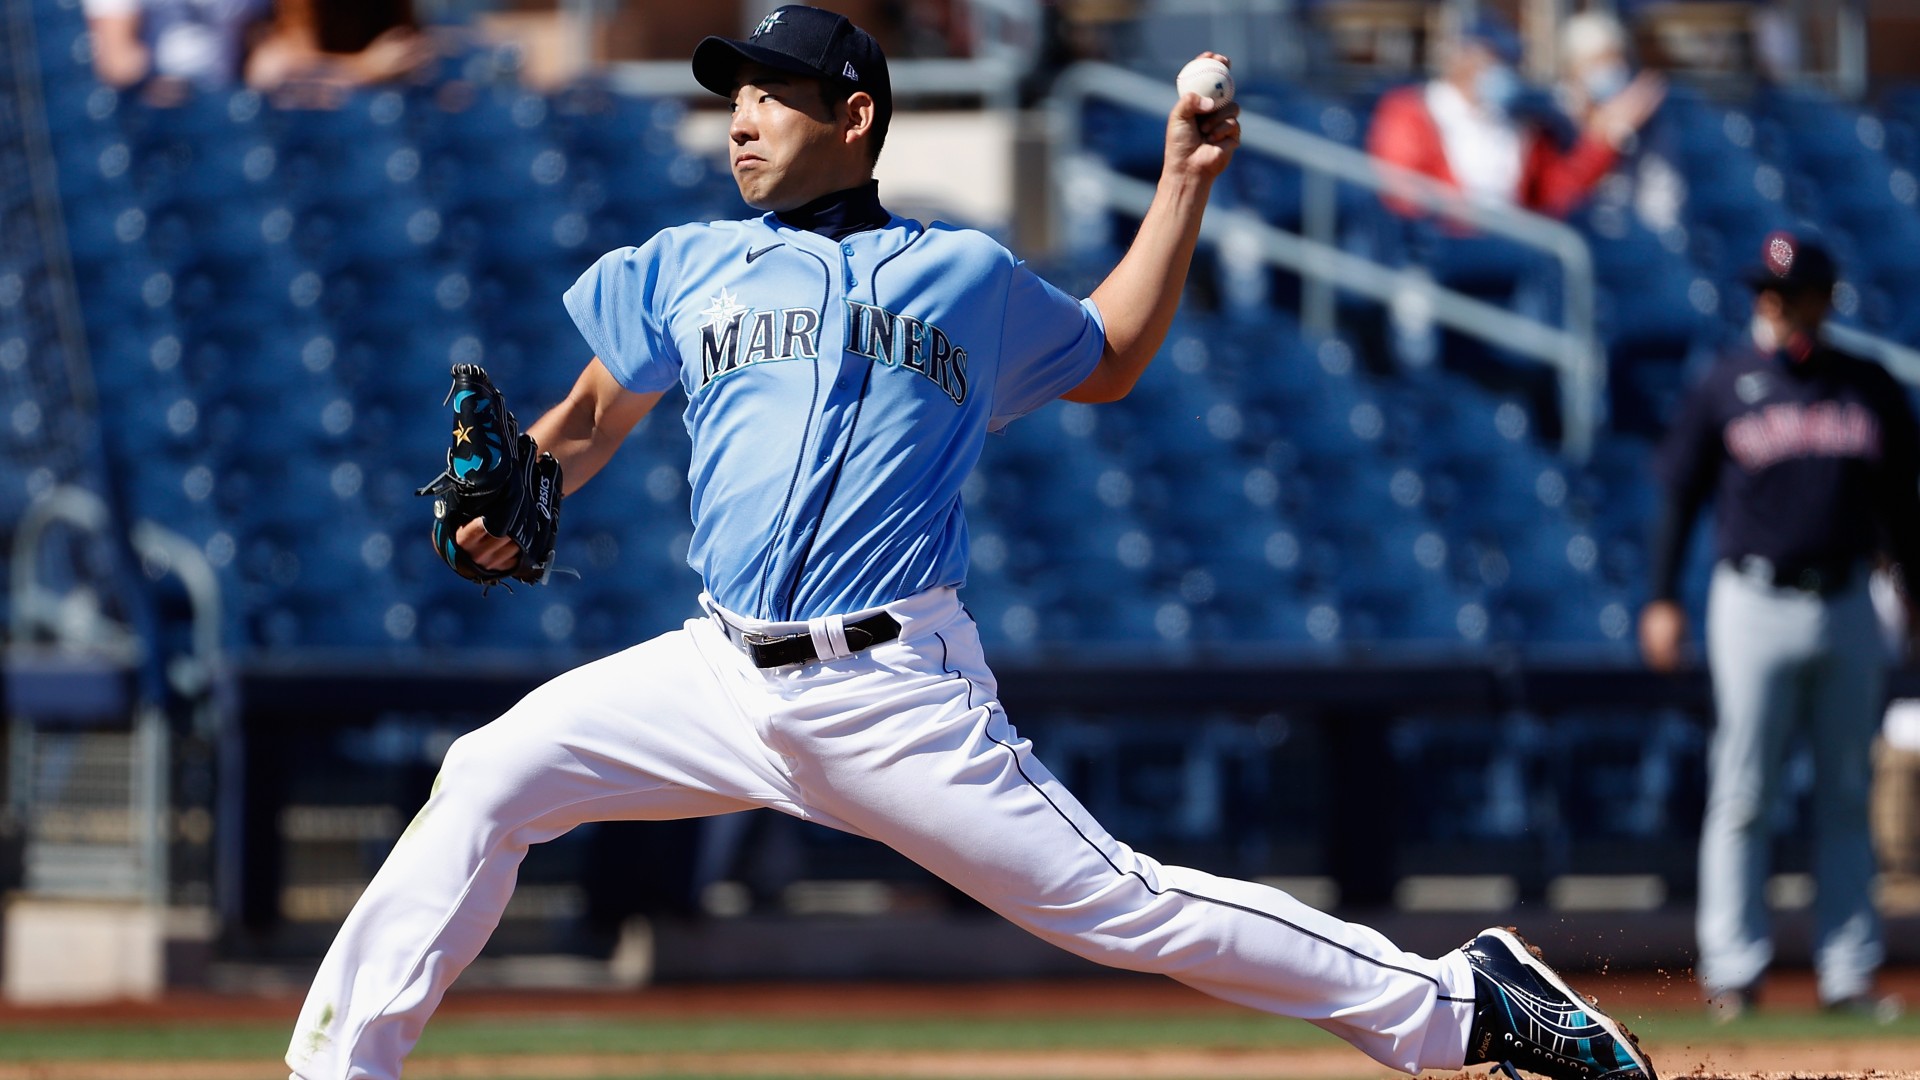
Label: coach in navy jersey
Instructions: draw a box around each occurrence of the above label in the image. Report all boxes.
[1641,230,1920,1020]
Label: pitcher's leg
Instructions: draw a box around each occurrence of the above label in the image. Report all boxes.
[1698,566,1805,997]
[288,626,790,1080]
[785,624,1472,1074]
[1808,583,1889,1003]
[976,758,1476,1073]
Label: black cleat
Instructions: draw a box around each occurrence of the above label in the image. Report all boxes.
[1462,927,1657,1080]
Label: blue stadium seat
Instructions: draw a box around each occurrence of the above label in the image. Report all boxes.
[962,578,1053,647]
[1081,99,1165,182]
[553,87,685,175]
[32,14,99,93]
[63,194,149,266]
[51,127,140,203]
[116,382,211,459]
[56,73,1715,658]
[1241,593,1347,649]
[1342,577,1485,645]
[39,77,125,141]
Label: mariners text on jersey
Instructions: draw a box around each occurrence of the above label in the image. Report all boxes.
[696,295,970,406]
[699,294,820,384]
[563,210,1104,621]
[843,300,969,404]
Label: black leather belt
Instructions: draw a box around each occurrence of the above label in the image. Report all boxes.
[1736,555,1856,595]
[738,611,901,668]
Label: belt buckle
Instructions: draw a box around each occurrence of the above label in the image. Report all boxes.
[742,630,789,647]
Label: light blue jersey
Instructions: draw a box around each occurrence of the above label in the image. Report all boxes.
[564,212,1106,621]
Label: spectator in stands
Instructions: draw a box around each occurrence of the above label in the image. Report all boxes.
[1553,11,1684,230]
[84,0,272,91]
[1641,232,1920,1024]
[1366,13,1663,219]
[1555,12,1666,151]
[244,0,432,92]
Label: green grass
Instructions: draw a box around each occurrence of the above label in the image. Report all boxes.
[1,1002,1917,1067]
[0,1013,1343,1061]
[0,1019,285,1060]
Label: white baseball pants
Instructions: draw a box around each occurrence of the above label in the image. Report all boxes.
[287,586,1475,1079]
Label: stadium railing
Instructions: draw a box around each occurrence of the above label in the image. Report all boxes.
[1826,320,1920,383]
[1046,61,1608,462]
[7,487,162,902]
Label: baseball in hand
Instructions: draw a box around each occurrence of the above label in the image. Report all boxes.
[1176,57,1234,109]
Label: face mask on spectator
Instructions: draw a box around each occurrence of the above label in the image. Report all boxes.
[1583,61,1630,104]
[1476,63,1520,113]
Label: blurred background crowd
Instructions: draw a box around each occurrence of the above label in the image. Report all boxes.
[6,0,1920,1003]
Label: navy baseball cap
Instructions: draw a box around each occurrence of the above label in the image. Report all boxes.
[693,5,893,120]
[1744,230,1838,295]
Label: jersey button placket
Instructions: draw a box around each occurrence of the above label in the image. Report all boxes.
[833,243,850,389]
[829,239,848,468]
[830,241,856,450]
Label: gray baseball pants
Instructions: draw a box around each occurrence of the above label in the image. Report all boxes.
[1699,559,1887,1002]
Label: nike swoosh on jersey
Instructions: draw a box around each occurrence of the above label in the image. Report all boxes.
[746,244,784,263]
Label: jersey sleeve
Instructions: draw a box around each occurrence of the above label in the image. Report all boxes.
[1647,370,1724,600]
[988,259,1107,431]
[563,235,682,394]
[1869,366,1920,582]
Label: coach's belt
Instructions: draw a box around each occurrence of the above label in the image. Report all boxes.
[726,611,902,668]
[1735,555,1857,596]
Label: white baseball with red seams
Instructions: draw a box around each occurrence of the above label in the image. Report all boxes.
[1177,56,1234,107]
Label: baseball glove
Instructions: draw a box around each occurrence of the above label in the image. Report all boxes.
[416,363,564,589]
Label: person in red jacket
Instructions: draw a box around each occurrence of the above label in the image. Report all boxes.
[1367,15,1663,220]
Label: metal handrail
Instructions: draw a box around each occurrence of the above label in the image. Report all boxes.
[9,488,230,906]
[1824,322,1920,385]
[129,521,227,705]
[8,486,141,660]
[1045,62,1606,461]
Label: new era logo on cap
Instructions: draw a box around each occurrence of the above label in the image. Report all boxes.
[843,61,858,79]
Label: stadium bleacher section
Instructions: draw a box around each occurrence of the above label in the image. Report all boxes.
[44,0,1920,945]
[27,0,1920,669]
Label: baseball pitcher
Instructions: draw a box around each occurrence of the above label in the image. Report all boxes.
[286,9,1654,1080]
